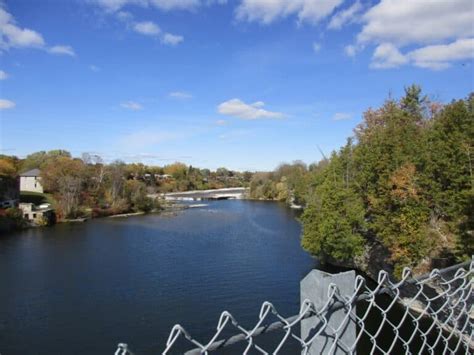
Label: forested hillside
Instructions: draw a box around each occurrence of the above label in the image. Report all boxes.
[0,152,251,221]
[251,86,473,276]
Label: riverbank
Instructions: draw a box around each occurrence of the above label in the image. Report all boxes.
[2,193,216,234]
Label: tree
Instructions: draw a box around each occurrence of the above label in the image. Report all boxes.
[0,159,16,177]
[106,161,126,207]
[21,150,71,171]
[164,162,188,180]
[301,161,366,262]
[41,157,85,218]
[216,167,229,177]
[124,180,153,212]
[400,84,427,118]
[301,87,474,276]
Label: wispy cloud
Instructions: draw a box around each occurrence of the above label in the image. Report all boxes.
[48,45,76,56]
[115,153,194,164]
[0,70,8,80]
[120,101,143,110]
[344,44,357,57]
[235,0,343,25]
[218,129,254,142]
[120,130,179,149]
[97,8,184,46]
[312,42,321,53]
[168,91,193,99]
[118,127,197,150]
[0,99,16,110]
[161,33,184,46]
[332,112,352,121]
[133,21,161,36]
[92,0,225,12]
[218,98,285,120]
[215,119,227,126]
[328,1,363,30]
[89,65,101,72]
[131,21,184,46]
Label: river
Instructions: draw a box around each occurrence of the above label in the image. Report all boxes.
[0,200,316,354]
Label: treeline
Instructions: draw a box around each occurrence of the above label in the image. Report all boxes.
[0,152,251,220]
[249,161,311,206]
[251,86,474,276]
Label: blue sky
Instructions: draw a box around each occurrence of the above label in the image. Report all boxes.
[1,0,473,171]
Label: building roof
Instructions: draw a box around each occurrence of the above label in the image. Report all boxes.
[20,168,41,177]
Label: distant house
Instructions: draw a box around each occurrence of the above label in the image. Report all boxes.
[20,169,44,193]
[19,202,54,225]
[155,174,173,182]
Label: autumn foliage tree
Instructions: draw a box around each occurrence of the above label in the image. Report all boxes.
[41,157,85,218]
[300,86,474,277]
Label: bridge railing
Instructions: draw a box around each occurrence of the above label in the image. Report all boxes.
[116,258,473,354]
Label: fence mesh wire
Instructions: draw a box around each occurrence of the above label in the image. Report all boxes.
[115,258,473,354]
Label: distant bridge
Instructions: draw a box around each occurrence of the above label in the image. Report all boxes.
[149,187,249,201]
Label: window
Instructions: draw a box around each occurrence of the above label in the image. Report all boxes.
[33,213,36,218]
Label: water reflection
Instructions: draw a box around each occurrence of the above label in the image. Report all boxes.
[0,200,315,354]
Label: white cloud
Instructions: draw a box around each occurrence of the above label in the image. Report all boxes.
[116,10,134,21]
[120,101,143,110]
[89,65,101,72]
[343,0,474,70]
[344,44,357,57]
[48,45,76,56]
[133,21,161,36]
[0,99,15,110]
[149,0,200,11]
[93,0,140,13]
[312,42,321,53]
[328,0,362,30]
[0,7,75,56]
[0,70,8,80]
[235,0,343,25]
[358,0,473,46]
[169,91,192,99]
[162,33,184,45]
[369,39,474,70]
[216,119,227,125]
[332,112,352,121]
[93,0,221,12]
[218,98,285,120]
[408,38,474,70]
[0,8,44,49]
[371,43,408,69]
[111,12,184,45]
[218,129,253,141]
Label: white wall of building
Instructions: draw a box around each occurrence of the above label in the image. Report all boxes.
[20,176,44,193]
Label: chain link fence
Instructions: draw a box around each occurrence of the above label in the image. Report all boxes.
[115,258,473,354]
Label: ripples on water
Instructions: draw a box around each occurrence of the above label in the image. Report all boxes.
[0,200,315,354]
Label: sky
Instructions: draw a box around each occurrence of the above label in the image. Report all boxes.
[0,0,473,171]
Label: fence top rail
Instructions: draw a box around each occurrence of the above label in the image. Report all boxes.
[115,258,474,355]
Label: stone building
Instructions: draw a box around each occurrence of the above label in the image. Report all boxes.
[19,169,43,193]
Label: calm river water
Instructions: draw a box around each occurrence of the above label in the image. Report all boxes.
[0,200,316,354]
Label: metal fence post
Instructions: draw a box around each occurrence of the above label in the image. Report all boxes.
[300,269,356,355]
